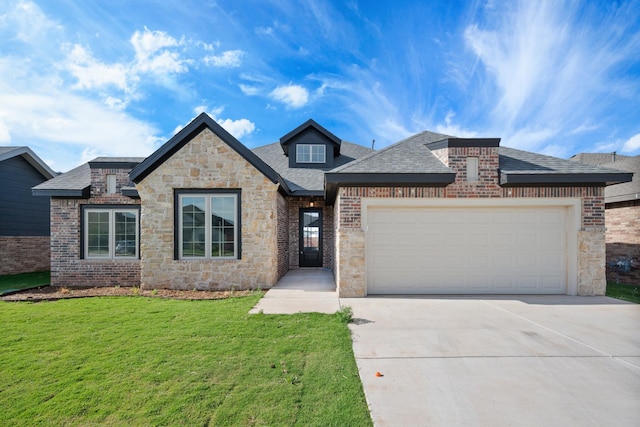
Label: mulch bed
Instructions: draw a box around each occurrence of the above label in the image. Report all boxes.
[1,286,256,302]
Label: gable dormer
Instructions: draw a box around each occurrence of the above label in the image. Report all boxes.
[279,119,341,168]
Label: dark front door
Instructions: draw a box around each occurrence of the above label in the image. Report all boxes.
[299,208,322,267]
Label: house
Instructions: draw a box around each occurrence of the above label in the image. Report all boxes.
[0,147,56,275]
[570,153,639,284]
[33,113,633,296]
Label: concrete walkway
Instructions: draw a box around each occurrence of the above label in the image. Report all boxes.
[249,268,341,314]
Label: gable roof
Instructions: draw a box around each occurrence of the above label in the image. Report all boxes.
[130,113,290,194]
[279,119,342,157]
[0,146,56,180]
[499,147,633,186]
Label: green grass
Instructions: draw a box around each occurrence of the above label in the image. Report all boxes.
[0,295,372,426]
[606,281,640,303]
[0,271,50,294]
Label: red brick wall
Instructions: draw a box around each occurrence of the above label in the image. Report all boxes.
[276,193,289,280]
[605,201,640,284]
[287,197,334,269]
[0,236,50,275]
[338,186,604,230]
[445,146,502,197]
[50,166,141,287]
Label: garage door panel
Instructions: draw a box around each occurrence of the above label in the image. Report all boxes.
[367,205,568,295]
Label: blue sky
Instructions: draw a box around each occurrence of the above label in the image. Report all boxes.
[1,0,639,172]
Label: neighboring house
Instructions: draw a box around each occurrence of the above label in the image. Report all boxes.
[0,147,56,275]
[34,113,632,296]
[570,153,639,284]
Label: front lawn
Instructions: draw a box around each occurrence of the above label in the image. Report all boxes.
[0,271,50,294]
[0,296,372,426]
[606,281,640,304]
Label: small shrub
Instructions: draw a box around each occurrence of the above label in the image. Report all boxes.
[336,306,353,324]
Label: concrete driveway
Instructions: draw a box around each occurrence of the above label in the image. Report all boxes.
[342,296,640,427]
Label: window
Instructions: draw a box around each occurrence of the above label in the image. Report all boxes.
[467,157,479,182]
[178,192,240,259]
[83,207,139,259]
[296,144,326,163]
[106,174,117,194]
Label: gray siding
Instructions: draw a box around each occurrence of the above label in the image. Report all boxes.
[287,128,337,169]
[0,156,51,236]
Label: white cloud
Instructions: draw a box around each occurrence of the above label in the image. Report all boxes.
[269,84,309,108]
[435,111,478,137]
[239,84,260,96]
[3,0,62,44]
[622,133,640,153]
[204,50,244,67]
[218,118,255,139]
[130,27,180,62]
[183,105,256,140]
[65,44,129,91]
[0,119,11,142]
[461,0,640,151]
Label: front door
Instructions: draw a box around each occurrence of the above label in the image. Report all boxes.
[299,208,322,267]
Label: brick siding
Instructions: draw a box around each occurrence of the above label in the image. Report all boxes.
[50,166,141,287]
[605,201,640,284]
[0,236,50,275]
[276,193,289,279]
[334,145,607,296]
[287,197,334,270]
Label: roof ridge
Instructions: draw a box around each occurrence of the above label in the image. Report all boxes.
[331,130,450,173]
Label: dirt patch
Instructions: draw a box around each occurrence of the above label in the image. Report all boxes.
[1,286,257,302]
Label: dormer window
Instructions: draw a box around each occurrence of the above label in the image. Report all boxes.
[296,144,326,164]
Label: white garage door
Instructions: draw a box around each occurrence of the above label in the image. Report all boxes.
[367,206,568,294]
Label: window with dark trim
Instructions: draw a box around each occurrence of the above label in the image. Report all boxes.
[296,144,326,163]
[82,205,139,259]
[175,190,241,260]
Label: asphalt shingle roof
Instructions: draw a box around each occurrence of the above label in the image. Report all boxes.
[32,163,90,191]
[332,130,453,174]
[252,141,374,193]
[599,156,639,202]
[32,157,145,196]
[500,147,628,174]
[569,153,630,166]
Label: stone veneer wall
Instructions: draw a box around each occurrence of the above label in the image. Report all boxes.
[135,128,281,290]
[287,197,334,270]
[334,185,606,297]
[50,166,141,287]
[605,201,640,284]
[0,236,50,275]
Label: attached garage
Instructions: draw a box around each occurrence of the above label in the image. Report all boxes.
[364,198,580,295]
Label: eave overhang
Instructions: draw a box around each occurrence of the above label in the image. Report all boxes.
[499,171,634,186]
[426,138,501,150]
[32,186,91,198]
[324,172,456,204]
[121,187,140,198]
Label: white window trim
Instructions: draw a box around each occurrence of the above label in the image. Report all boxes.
[178,193,238,260]
[296,144,326,163]
[84,208,139,259]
